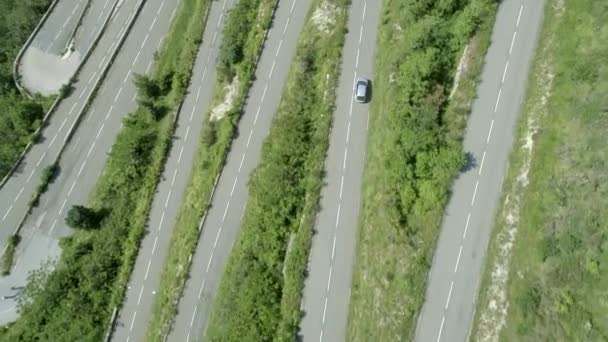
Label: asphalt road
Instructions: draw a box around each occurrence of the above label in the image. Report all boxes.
[166,0,312,340]
[414,1,545,341]
[0,0,180,324]
[110,0,236,341]
[299,1,380,341]
[19,0,117,94]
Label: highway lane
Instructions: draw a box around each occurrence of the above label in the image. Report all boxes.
[0,0,180,324]
[299,1,380,341]
[111,0,236,340]
[414,1,545,341]
[167,0,312,340]
[20,0,118,94]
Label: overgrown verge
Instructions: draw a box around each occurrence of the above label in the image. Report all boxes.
[1,235,21,276]
[0,0,55,178]
[472,1,608,340]
[346,0,498,340]
[145,0,279,339]
[0,0,210,339]
[205,0,348,340]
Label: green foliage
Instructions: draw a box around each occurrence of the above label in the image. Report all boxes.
[0,0,211,340]
[0,0,54,178]
[1,234,21,276]
[65,205,103,230]
[206,0,348,340]
[473,1,608,340]
[218,0,260,81]
[347,0,497,340]
[145,0,278,339]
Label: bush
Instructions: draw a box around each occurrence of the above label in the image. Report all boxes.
[65,205,103,229]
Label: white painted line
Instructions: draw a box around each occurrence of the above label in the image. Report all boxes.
[77,160,87,177]
[157,1,165,15]
[133,51,141,66]
[36,151,47,166]
[171,169,178,187]
[463,212,471,239]
[105,105,113,120]
[59,199,67,215]
[326,266,333,291]
[114,87,123,102]
[190,305,198,328]
[68,103,78,115]
[276,40,283,57]
[346,120,351,143]
[501,60,509,84]
[355,49,360,68]
[269,61,276,79]
[238,153,246,172]
[50,219,58,234]
[206,253,214,272]
[331,235,337,260]
[290,0,296,13]
[261,84,268,102]
[68,181,76,196]
[26,169,35,183]
[516,4,524,27]
[478,151,486,175]
[59,117,68,131]
[15,187,24,202]
[137,285,144,305]
[213,226,221,248]
[436,316,445,342]
[339,176,344,199]
[123,69,132,84]
[254,106,261,125]
[198,279,206,299]
[2,205,13,221]
[322,297,328,323]
[342,147,348,170]
[222,201,230,221]
[152,236,158,254]
[212,32,217,44]
[79,87,87,99]
[165,190,172,208]
[445,281,454,309]
[178,145,185,164]
[87,142,96,158]
[96,124,105,140]
[359,26,364,45]
[319,330,324,342]
[246,130,253,148]
[88,72,97,85]
[158,211,165,231]
[141,33,149,49]
[150,16,158,32]
[230,177,238,197]
[184,126,191,142]
[509,31,517,55]
[454,245,463,272]
[471,180,479,206]
[335,203,341,228]
[144,260,152,280]
[486,119,494,144]
[494,88,502,112]
[129,311,137,331]
[362,1,367,21]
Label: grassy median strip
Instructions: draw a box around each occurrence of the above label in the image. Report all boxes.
[346,0,498,340]
[472,1,608,340]
[0,0,55,178]
[145,0,279,340]
[0,0,210,340]
[205,0,348,340]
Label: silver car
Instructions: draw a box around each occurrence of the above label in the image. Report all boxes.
[354,77,370,103]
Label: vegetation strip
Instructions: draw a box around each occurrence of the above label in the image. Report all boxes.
[0,0,211,339]
[145,0,280,339]
[346,0,499,340]
[0,0,55,180]
[472,1,608,340]
[204,0,348,339]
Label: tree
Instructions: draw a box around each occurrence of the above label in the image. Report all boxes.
[65,205,101,229]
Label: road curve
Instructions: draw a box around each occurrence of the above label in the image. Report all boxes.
[166,0,312,340]
[414,1,545,341]
[19,0,117,95]
[299,1,381,341]
[110,0,236,340]
[0,0,181,324]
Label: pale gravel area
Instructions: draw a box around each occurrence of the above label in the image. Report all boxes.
[210,77,239,121]
[311,0,338,34]
[20,47,81,96]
